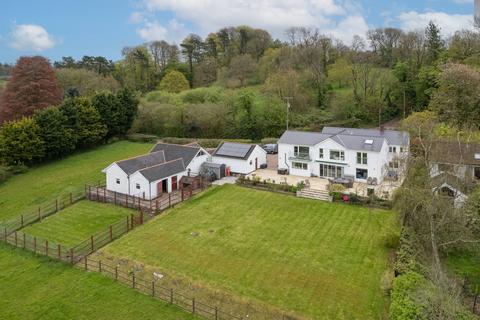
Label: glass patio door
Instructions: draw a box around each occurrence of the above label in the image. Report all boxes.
[319,164,344,178]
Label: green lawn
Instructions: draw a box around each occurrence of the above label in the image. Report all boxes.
[445,251,480,294]
[0,141,152,221]
[21,201,135,248]
[100,185,398,319]
[0,243,195,320]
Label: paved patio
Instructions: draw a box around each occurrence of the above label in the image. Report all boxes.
[248,169,401,199]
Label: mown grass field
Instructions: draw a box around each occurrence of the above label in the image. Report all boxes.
[0,243,195,320]
[0,141,152,221]
[21,201,134,248]
[100,185,398,319]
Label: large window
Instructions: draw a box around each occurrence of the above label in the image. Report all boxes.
[320,164,344,178]
[357,152,368,165]
[330,150,345,161]
[356,168,368,180]
[294,146,310,159]
[292,162,308,170]
[319,148,324,159]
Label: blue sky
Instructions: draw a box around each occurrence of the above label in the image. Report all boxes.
[0,0,475,63]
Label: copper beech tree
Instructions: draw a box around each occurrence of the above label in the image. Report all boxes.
[0,56,62,123]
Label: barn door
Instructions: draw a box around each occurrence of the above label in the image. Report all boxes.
[171,176,178,190]
[157,181,162,195]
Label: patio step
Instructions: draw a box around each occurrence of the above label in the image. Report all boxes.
[297,188,332,202]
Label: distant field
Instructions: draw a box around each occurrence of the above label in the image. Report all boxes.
[100,185,398,319]
[21,201,134,248]
[0,243,194,320]
[0,141,152,221]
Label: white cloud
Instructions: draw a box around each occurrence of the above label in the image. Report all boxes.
[130,11,145,24]
[398,11,473,35]
[10,24,56,51]
[135,0,366,43]
[136,18,189,43]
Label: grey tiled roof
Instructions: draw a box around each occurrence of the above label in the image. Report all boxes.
[278,131,331,146]
[150,143,201,166]
[322,127,409,146]
[116,151,166,175]
[278,126,409,152]
[139,159,186,182]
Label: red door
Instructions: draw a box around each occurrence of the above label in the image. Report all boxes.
[157,181,163,195]
[171,176,178,190]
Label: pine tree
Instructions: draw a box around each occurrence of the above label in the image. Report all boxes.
[425,21,444,65]
[0,56,62,122]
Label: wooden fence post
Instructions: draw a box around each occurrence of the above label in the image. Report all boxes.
[155,199,159,211]
[169,193,171,207]
[88,185,91,200]
[114,191,117,205]
[34,237,37,253]
[169,288,174,304]
[14,231,17,246]
[132,273,136,289]
[99,260,102,272]
[58,244,61,259]
[70,249,74,264]
[115,266,118,280]
[181,189,184,202]
[38,207,42,221]
[23,233,26,249]
[192,298,195,314]
[70,193,73,205]
[85,257,88,270]
[126,194,128,207]
[474,294,478,313]
[90,236,94,252]
[20,215,24,228]
[130,214,134,228]
[45,240,48,256]
[55,199,58,212]
[152,281,155,297]
[215,307,218,320]
[126,216,130,231]
[3,227,6,242]
[109,225,113,241]
[103,188,106,203]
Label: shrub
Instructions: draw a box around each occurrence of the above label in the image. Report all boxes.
[389,272,425,320]
[261,137,278,144]
[329,183,346,193]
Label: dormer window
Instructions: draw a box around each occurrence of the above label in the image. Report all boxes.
[365,139,374,145]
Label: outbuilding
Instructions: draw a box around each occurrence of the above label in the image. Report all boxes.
[103,142,209,199]
[211,142,267,175]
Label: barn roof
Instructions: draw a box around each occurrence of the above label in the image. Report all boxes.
[150,143,201,167]
[116,151,166,175]
[138,158,186,182]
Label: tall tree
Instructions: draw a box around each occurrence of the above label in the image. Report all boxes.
[425,21,444,65]
[0,118,45,165]
[0,56,62,122]
[180,34,204,83]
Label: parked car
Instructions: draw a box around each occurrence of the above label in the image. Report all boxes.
[263,144,278,154]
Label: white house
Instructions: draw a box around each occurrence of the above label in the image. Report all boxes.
[211,142,267,175]
[277,127,409,183]
[103,142,209,200]
[429,142,480,207]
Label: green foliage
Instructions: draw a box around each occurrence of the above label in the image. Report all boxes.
[158,70,190,93]
[91,88,139,137]
[0,118,45,166]
[389,272,425,320]
[59,98,107,147]
[329,183,346,193]
[55,68,120,97]
[33,106,76,159]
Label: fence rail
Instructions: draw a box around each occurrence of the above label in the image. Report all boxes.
[0,191,85,235]
[78,255,243,320]
[85,180,209,214]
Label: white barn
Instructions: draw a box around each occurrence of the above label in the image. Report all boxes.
[103,142,209,200]
[211,142,267,175]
